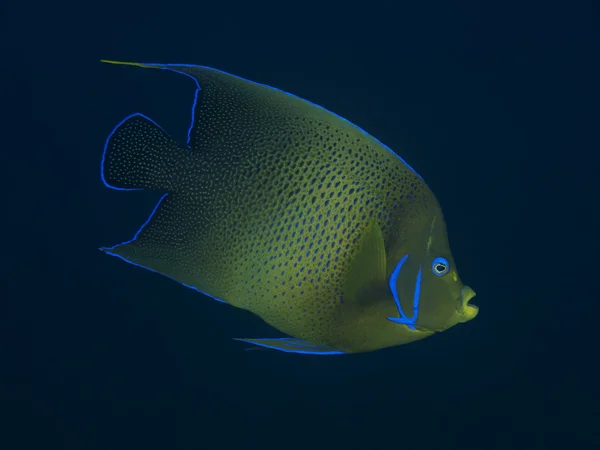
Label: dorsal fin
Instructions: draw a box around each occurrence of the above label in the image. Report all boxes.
[101,60,423,179]
[101,60,339,156]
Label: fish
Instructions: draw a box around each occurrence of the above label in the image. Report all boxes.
[99,60,478,355]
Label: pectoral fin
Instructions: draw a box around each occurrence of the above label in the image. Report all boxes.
[234,338,345,355]
[343,221,387,304]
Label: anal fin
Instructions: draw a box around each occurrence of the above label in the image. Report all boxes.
[234,338,345,355]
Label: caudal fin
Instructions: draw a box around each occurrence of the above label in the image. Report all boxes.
[101,113,188,191]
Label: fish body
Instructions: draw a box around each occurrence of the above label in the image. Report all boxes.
[100,60,478,354]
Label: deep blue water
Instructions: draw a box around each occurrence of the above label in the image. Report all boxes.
[2,1,598,449]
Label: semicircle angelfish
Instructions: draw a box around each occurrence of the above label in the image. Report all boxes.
[99,60,478,355]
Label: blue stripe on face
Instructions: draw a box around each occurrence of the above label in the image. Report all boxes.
[388,254,409,321]
[412,265,423,322]
[388,255,423,330]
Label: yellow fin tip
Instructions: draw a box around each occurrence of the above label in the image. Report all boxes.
[100,60,149,68]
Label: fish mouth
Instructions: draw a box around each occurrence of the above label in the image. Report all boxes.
[457,286,478,321]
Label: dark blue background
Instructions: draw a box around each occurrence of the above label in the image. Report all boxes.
[2,1,598,449]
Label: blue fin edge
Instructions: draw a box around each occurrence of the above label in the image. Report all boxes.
[100,193,227,304]
[234,338,345,355]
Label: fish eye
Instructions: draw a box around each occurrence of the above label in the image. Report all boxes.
[432,256,450,276]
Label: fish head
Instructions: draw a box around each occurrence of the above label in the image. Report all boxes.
[387,212,478,332]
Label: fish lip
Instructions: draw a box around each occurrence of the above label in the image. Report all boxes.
[459,285,476,304]
[457,285,478,319]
